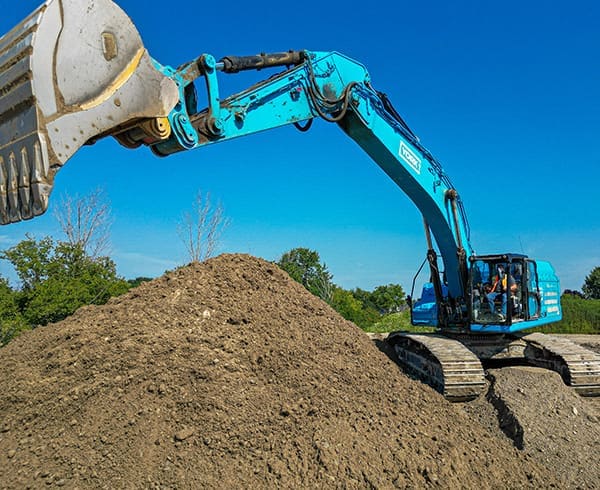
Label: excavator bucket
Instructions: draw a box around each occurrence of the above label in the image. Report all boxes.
[0,0,179,224]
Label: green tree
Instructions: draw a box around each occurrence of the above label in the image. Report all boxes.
[24,244,129,326]
[583,266,600,299]
[277,248,333,302]
[350,284,406,316]
[1,235,54,290]
[0,277,18,315]
[1,238,130,328]
[351,288,375,310]
[330,286,380,329]
[368,284,406,314]
[0,276,29,345]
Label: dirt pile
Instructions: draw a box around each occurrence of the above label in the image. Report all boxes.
[464,367,600,489]
[0,254,557,488]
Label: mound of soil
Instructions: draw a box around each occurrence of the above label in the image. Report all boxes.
[0,254,557,488]
[463,367,600,489]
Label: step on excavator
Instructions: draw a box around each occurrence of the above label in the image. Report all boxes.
[1,0,599,401]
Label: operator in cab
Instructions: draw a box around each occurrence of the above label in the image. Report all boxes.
[486,264,518,320]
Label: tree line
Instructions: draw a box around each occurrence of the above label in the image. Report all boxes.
[1,237,599,345]
[0,189,227,346]
[0,187,598,345]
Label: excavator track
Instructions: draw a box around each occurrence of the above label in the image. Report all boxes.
[522,333,600,396]
[388,333,486,402]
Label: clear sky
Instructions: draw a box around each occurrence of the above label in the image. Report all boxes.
[1,0,599,294]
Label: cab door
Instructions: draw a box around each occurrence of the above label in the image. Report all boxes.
[525,260,541,319]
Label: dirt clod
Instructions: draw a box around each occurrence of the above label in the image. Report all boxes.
[174,428,195,442]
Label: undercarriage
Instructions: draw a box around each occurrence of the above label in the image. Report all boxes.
[387,331,600,402]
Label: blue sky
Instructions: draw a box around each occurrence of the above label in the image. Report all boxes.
[1,0,599,294]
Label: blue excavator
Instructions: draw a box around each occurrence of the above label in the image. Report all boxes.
[1,0,598,401]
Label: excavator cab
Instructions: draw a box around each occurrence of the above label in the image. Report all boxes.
[470,255,526,324]
[468,254,561,332]
[411,253,561,332]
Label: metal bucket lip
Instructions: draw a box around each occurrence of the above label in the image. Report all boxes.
[0,2,49,224]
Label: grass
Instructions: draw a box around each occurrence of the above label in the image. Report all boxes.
[362,310,436,334]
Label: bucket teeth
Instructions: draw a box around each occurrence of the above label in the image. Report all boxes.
[0,3,45,56]
[0,134,51,224]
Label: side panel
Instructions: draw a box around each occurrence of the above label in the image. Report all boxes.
[536,260,562,322]
[470,315,561,333]
[411,283,447,327]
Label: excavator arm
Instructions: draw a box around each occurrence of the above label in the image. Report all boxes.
[146,49,474,308]
[163,49,480,329]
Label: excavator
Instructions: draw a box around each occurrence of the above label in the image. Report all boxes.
[1,0,599,401]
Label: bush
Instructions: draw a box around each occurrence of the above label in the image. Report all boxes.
[1,238,131,337]
[0,277,30,345]
[364,310,435,334]
[330,287,380,329]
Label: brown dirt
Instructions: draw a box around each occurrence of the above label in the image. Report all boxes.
[463,368,600,489]
[371,334,600,489]
[0,253,577,488]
